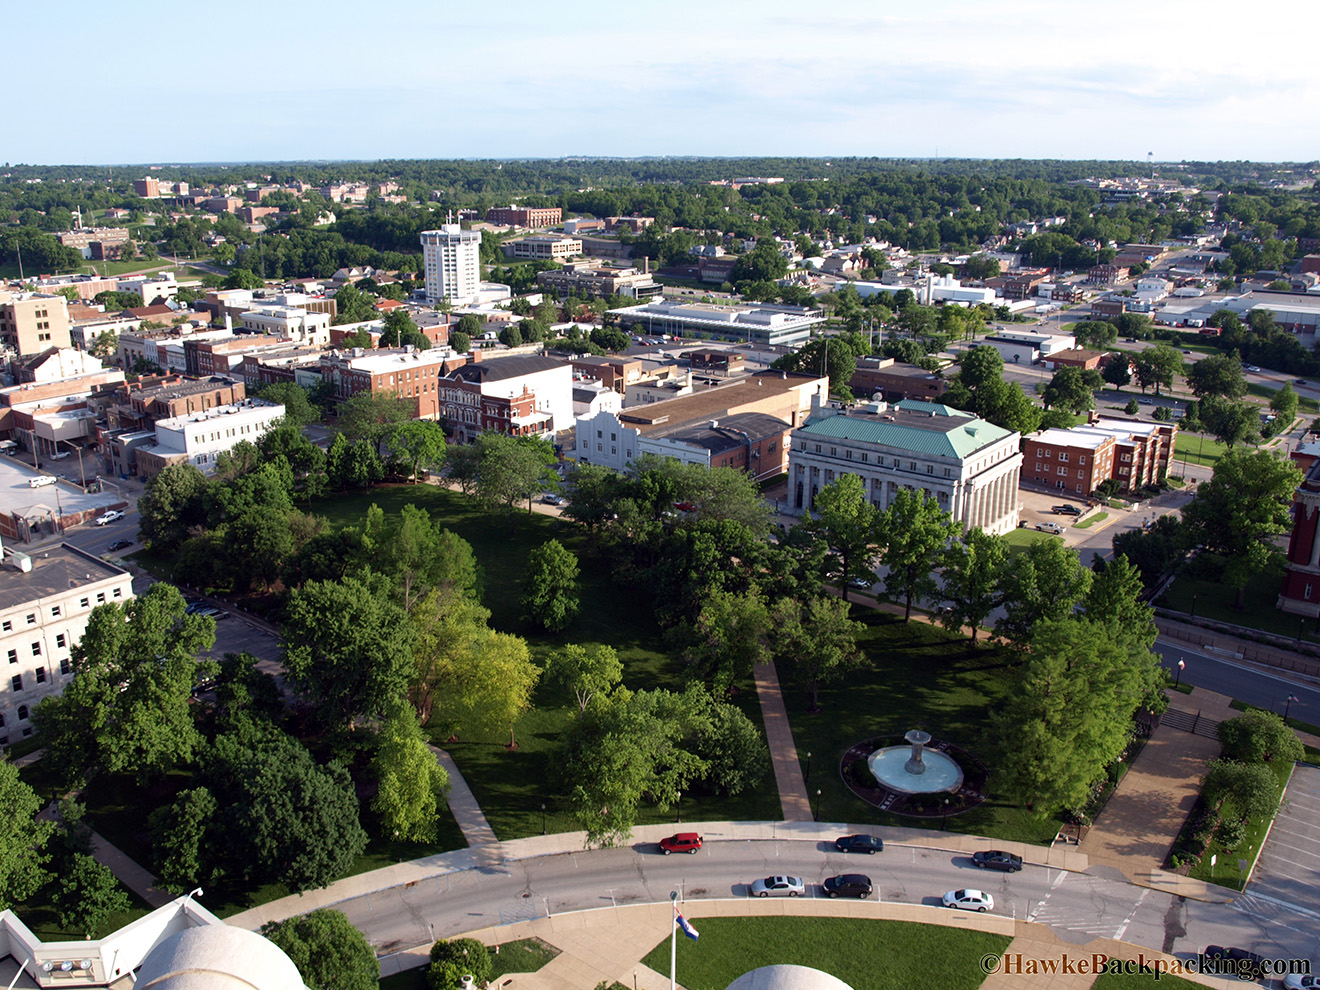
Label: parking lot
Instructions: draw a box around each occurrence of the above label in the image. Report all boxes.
[1247,764,1320,911]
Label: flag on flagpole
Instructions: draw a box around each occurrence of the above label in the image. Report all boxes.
[1289,694,1301,703]
[676,913,700,942]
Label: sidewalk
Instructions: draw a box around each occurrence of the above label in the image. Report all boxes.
[751,661,812,821]
[430,746,498,849]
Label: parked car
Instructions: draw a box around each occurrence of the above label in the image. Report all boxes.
[1284,973,1320,989]
[942,888,993,912]
[848,577,874,590]
[94,509,125,526]
[28,475,57,488]
[835,834,884,855]
[107,539,133,552]
[659,832,703,855]
[1050,505,1082,516]
[972,850,1023,873]
[750,875,804,898]
[1202,946,1267,979]
[1244,365,1261,372]
[822,874,872,898]
[1297,379,1310,386]
[1035,521,1065,534]
[539,493,566,506]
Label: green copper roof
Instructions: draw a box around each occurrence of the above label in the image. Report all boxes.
[797,405,1014,459]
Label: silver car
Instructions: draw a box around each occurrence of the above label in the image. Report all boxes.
[750,875,804,898]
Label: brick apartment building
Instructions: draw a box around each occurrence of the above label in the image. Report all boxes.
[103,377,247,433]
[1279,457,1320,617]
[134,177,160,198]
[57,227,131,260]
[486,206,563,228]
[1022,417,1176,495]
[999,271,1049,301]
[0,292,73,355]
[320,347,465,420]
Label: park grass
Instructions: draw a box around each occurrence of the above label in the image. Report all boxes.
[12,882,153,941]
[1187,757,1292,891]
[1172,433,1228,468]
[1002,527,1057,555]
[785,610,1060,845]
[1092,963,1203,989]
[641,916,1011,990]
[1158,568,1320,645]
[309,483,781,838]
[1074,511,1109,529]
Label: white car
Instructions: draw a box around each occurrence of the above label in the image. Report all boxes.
[1284,975,1320,990]
[94,510,125,526]
[750,875,804,898]
[28,475,57,488]
[942,888,994,912]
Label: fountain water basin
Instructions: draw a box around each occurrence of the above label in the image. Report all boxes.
[866,729,964,795]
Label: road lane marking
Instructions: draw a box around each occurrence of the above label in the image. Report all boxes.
[1114,889,1149,941]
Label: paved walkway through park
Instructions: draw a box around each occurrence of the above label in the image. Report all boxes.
[429,746,499,850]
[752,661,813,821]
[87,829,175,909]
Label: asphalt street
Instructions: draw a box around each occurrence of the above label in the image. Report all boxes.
[1155,640,1320,731]
[333,836,1320,968]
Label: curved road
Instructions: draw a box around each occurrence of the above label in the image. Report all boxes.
[328,834,1320,969]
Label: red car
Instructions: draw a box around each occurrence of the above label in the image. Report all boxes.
[659,832,703,855]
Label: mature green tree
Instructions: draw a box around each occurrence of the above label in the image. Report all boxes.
[385,419,446,483]
[498,324,524,347]
[1186,353,1247,399]
[996,538,1092,641]
[380,307,419,347]
[263,910,379,990]
[1270,381,1299,425]
[994,616,1163,814]
[450,330,470,353]
[1217,709,1305,764]
[208,718,367,892]
[254,382,321,426]
[380,504,444,610]
[336,390,413,442]
[472,432,559,518]
[520,538,580,632]
[548,643,623,712]
[456,314,483,339]
[688,690,769,797]
[770,594,862,711]
[373,700,449,843]
[34,583,216,786]
[731,240,789,284]
[806,474,878,592]
[939,528,1007,642]
[137,462,209,549]
[428,938,492,990]
[771,337,859,398]
[1042,366,1104,414]
[331,283,376,324]
[0,760,54,909]
[876,488,957,621]
[149,787,219,893]
[1085,554,1153,635]
[1181,448,1301,608]
[1131,344,1184,395]
[1101,355,1132,391]
[1196,395,1259,448]
[679,588,769,694]
[55,853,129,939]
[430,628,540,748]
[222,267,264,290]
[1111,514,1188,588]
[282,570,417,728]
[1201,759,1281,822]
[562,463,627,531]
[408,589,493,726]
[1072,320,1118,350]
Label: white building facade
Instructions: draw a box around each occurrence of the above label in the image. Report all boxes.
[239,306,332,346]
[788,400,1022,535]
[420,225,482,304]
[137,399,285,477]
[0,544,133,746]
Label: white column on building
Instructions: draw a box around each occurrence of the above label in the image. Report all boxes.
[993,474,1006,530]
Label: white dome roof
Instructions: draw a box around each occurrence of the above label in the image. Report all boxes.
[726,964,855,990]
[135,925,306,990]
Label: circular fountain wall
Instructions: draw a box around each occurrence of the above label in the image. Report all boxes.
[866,744,963,795]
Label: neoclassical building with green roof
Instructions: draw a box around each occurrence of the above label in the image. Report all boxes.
[789,399,1022,535]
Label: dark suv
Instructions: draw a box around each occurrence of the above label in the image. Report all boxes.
[1051,504,1082,516]
[823,874,873,898]
[659,832,703,855]
[972,850,1024,872]
[835,834,884,854]
[1202,946,1267,979]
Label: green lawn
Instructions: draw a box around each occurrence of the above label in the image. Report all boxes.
[11,882,153,942]
[642,917,1010,990]
[1002,527,1057,555]
[1188,758,1292,891]
[786,610,1060,845]
[1092,962,1203,989]
[380,936,560,990]
[1158,568,1320,645]
[309,483,780,839]
[1074,511,1109,529]
[1171,433,1228,468]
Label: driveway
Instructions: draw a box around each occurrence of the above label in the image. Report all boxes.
[1247,763,1320,913]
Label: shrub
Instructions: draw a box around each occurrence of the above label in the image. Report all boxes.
[1218,709,1305,764]
[1215,816,1247,850]
[429,939,491,989]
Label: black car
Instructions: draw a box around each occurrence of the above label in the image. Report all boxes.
[1202,946,1267,979]
[1051,504,1082,516]
[107,539,133,552]
[835,834,884,854]
[823,874,873,898]
[972,850,1023,873]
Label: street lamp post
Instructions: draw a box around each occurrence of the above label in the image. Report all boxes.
[814,788,821,822]
[804,751,811,785]
[1190,594,1198,618]
[541,803,546,835]
[1300,618,1307,644]
[1285,694,1300,722]
[1175,659,1185,688]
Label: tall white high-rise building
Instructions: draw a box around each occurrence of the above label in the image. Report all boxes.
[420,224,482,304]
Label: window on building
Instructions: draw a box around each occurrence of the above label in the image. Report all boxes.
[926,465,934,475]
[7,649,15,664]
[80,598,89,608]
[35,668,45,684]
[10,675,21,692]
[1044,450,1052,458]
[1057,466,1068,475]
[113,588,122,599]
[1,621,9,632]
[17,705,28,720]
[815,444,821,453]
[1059,452,1070,463]
[96,593,105,603]
[51,605,60,617]
[1308,583,1314,600]
[30,643,40,656]
[1079,456,1087,465]
[60,658,71,675]
[845,450,852,459]
[25,614,34,625]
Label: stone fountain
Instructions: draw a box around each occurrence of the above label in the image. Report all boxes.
[866,729,963,795]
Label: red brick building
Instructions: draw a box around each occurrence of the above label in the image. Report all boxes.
[1279,457,1320,617]
[1022,416,1176,495]
[486,206,562,228]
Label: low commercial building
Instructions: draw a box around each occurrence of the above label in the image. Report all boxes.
[570,355,646,395]
[848,358,947,403]
[238,306,331,345]
[982,331,1076,366]
[11,347,105,384]
[0,543,133,745]
[103,376,247,434]
[788,399,1022,535]
[686,348,745,377]
[486,206,562,228]
[502,235,582,261]
[572,382,622,417]
[134,399,285,478]
[443,354,574,440]
[320,346,462,420]
[536,264,663,301]
[56,227,131,260]
[607,300,826,348]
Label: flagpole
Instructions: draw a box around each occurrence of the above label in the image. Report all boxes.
[670,890,679,990]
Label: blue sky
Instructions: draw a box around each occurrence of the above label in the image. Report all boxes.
[10,0,1317,164]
